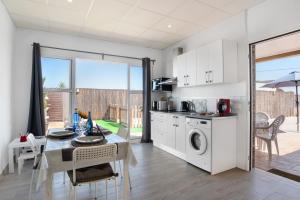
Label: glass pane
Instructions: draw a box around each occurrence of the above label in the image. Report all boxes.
[130,66,143,91]
[44,91,70,129]
[75,58,128,134]
[41,57,70,89]
[129,66,143,138]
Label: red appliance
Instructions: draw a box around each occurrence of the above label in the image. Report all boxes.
[217,99,231,115]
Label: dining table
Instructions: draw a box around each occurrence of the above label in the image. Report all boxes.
[37,130,137,200]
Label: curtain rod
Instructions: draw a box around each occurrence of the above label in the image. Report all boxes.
[31,44,156,63]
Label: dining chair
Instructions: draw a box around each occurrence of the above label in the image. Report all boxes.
[117,126,132,190]
[27,133,43,200]
[256,115,285,160]
[255,112,270,150]
[68,144,119,200]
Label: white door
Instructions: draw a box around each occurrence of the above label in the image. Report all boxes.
[196,46,209,85]
[176,54,186,87]
[208,40,223,84]
[164,115,175,148]
[175,115,186,153]
[151,113,158,141]
[186,50,197,86]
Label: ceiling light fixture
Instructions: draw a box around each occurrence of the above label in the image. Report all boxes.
[67,0,72,2]
[167,24,172,28]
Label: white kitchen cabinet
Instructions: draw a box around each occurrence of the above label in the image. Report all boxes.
[185,50,197,86]
[196,45,209,85]
[199,40,237,85]
[173,50,197,87]
[174,115,186,154]
[174,39,237,87]
[174,54,186,88]
[150,112,186,160]
[150,112,159,141]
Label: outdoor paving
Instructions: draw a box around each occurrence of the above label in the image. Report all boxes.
[255,117,300,176]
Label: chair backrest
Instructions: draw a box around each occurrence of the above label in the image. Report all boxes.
[270,115,285,138]
[117,125,129,140]
[27,133,40,155]
[72,144,117,183]
[256,112,270,123]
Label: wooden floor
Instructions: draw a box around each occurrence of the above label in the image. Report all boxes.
[255,131,300,177]
[1,144,300,200]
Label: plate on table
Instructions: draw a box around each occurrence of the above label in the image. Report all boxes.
[74,136,104,144]
[48,128,75,137]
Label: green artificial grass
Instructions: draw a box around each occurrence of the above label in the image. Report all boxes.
[95,119,142,134]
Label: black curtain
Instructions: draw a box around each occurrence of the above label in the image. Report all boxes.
[27,43,45,136]
[141,58,151,143]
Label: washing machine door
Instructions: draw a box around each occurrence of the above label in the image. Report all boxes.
[188,129,207,155]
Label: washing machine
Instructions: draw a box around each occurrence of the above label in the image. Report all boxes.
[186,117,212,172]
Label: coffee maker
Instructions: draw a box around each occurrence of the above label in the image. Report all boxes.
[217,99,231,115]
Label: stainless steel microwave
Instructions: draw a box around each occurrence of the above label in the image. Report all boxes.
[152,78,172,92]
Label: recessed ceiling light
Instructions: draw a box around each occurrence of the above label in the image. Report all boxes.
[167,24,172,29]
[67,0,72,2]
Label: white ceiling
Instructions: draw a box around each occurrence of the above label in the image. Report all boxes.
[3,0,265,49]
[256,32,300,59]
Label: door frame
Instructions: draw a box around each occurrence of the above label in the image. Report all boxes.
[248,29,300,170]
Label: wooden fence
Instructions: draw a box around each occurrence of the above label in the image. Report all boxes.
[47,89,143,128]
[256,90,297,118]
[75,88,143,120]
[108,105,143,128]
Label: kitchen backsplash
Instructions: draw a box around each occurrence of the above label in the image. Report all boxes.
[170,96,245,114]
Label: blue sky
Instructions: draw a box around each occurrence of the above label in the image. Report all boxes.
[42,57,143,90]
[256,55,300,92]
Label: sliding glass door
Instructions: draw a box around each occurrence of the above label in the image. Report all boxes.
[42,55,143,139]
[75,58,129,133]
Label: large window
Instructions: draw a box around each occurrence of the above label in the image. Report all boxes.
[42,56,143,138]
[41,57,72,129]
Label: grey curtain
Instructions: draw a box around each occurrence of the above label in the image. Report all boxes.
[27,43,45,136]
[141,58,151,143]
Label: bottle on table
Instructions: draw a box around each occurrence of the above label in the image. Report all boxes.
[86,111,93,135]
[73,108,80,132]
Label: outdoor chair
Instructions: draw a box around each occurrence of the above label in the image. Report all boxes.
[255,112,270,150]
[68,144,119,200]
[256,115,285,160]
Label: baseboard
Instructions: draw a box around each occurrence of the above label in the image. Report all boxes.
[153,142,186,161]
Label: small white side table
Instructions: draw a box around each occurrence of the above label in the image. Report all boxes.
[8,137,46,174]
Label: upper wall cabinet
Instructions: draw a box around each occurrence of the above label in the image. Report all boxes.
[173,39,237,87]
[173,50,197,87]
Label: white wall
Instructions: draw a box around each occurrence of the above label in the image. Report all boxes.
[248,0,300,43]
[12,28,163,137]
[0,1,15,173]
[162,0,300,171]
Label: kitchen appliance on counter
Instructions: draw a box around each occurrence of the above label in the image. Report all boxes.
[152,101,158,110]
[181,101,195,112]
[217,99,231,115]
[152,77,172,92]
[158,100,167,111]
[181,101,189,112]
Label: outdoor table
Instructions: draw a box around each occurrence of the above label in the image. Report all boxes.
[37,133,137,200]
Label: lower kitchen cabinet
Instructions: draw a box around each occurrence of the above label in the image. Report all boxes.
[175,115,186,154]
[151,112,186,160]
